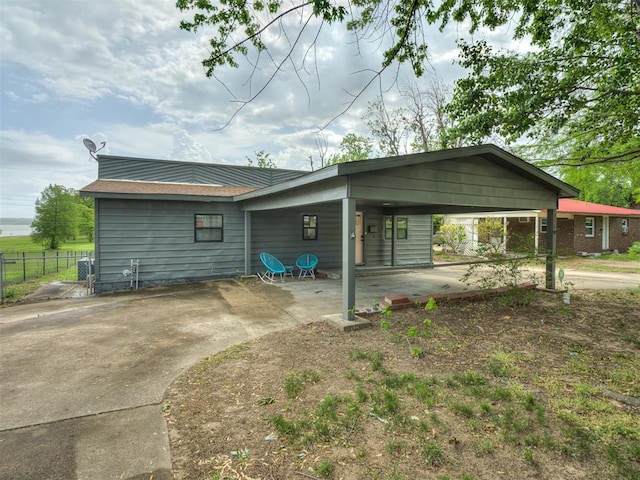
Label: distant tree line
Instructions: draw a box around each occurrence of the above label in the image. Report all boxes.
[31,184,94,250]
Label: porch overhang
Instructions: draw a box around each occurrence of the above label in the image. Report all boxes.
[236,144,578,320]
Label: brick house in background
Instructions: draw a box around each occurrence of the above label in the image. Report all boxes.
[445,199,640,255]
[518,199,640,255]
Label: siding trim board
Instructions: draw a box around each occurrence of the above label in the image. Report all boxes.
[82,144,579,318]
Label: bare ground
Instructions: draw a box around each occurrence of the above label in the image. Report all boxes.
[164,288,640,480]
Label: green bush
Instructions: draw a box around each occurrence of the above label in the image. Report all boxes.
[627,241,640,258]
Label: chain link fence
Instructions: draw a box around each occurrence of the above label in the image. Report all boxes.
[0,251,94,302]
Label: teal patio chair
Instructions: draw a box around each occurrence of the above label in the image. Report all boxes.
[296,254,318,279]
[258,252,294,283]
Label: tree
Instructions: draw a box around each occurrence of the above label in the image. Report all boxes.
[559,162,639,208]
[327,133,374,165]
[366,77,465,154]
[31,185,78,250]
[446,2,640,168]
[76,197,95,242]
[246,150,277,168]
[364,97,408,156]
[401,77,463,151]
[178,1,639,167]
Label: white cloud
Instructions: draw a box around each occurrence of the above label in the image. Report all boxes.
[1,0,525,218]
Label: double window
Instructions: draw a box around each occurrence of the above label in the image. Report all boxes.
[384,217,408,240]
[303,214,318,240]
[195,214,223,242]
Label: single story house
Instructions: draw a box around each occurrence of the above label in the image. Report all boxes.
[81,144,578,319]
[444,199,640,255]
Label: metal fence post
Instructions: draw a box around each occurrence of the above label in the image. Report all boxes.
[0,251,4,303]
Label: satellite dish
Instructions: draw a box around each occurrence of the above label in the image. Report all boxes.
[83,138,97,152]
[83,138,107,160]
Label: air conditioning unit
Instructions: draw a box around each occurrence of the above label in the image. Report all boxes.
[622,225,629,235]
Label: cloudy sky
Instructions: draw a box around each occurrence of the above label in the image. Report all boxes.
[0,0,519,218]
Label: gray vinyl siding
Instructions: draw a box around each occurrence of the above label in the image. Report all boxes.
[396,215,433,265]
[250,205,432,273]
[350,158,558,210]
[362,209,387,265]
[250,203,343,272]
[363,212,432,266]
[93,198,245,292]
[98,156,305,187]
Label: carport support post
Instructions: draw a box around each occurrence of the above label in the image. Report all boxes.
[342,198,356,320]
[545,208,557,289]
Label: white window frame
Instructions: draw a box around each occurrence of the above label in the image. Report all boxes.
[585,217,595,237]
[621,218,629,235]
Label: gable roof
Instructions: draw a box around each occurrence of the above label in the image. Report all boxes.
[236,144,579,201]
[559,199,640,216]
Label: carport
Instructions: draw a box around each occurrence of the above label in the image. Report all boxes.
[237,145,579,320]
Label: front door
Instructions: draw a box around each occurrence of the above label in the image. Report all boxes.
[355,211,365,264]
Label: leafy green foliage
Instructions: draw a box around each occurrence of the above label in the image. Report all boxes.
[558,161,639,208]
[438,223,466,254]
[246,150,277,168]
[326,133,373,165]
[179,0,638,174]
[447,2,640,168]
[31,185,79,250]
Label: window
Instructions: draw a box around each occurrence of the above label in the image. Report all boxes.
[384,217,393,239]
[518,217,530,223]
[397,218,408,239]
[621,218,629,235]
[384,217,409,239]
[195,214,223,242]
[303,214,318,240]
[540,218,548,233]
[585,217,595,237]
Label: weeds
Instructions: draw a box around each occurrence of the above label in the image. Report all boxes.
[284,370,321,398]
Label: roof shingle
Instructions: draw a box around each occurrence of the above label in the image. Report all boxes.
[81,179,258,197]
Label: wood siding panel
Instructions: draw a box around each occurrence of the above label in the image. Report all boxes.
[361,209,387,265]
[350,159,557,209]
[251,204,343,272]
[396,215,433,265]
[356,210,433,266]
[95,199,246,290]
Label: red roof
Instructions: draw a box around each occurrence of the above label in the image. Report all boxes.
[559,199,640,216]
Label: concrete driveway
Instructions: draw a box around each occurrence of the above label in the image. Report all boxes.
[0,265,637,479]
[0,280,302,480]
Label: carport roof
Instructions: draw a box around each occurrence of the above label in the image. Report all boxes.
[234,144,579,202]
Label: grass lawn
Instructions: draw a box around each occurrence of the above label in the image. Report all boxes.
[164,289,640,480]
[0,235,94,302]
[0,235,94,253]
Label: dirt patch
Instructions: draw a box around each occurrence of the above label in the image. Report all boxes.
[164,289,640,480]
